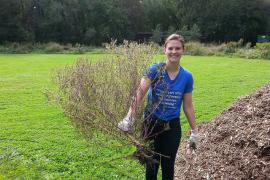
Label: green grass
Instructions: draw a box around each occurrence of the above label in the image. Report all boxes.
[0,54,270,179]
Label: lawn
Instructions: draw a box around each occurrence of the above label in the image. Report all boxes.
[0,54,270,179]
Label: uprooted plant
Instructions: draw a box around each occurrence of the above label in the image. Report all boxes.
[46,41,169,165]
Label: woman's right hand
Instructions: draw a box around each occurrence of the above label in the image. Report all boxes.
[118,114,135,132]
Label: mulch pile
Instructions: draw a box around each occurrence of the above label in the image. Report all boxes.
[175,83,270,180]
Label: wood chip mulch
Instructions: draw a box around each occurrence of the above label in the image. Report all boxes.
[175,83,270,180]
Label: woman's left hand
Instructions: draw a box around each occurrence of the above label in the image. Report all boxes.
[189,129,199,150]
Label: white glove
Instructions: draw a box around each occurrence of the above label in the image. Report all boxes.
[189,129,199,150]
[118,113,135,132]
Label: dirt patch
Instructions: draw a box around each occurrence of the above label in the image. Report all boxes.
[175,83,270,180]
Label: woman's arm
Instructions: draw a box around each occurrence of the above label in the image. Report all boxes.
[128,77,151,116]
[183,93,197,130]
[118,77,151,131]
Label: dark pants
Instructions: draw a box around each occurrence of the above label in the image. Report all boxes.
[142,117,181,180]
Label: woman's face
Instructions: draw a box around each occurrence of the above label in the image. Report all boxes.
[164,40,184,64]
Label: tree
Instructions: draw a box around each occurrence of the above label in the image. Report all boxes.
[150,24,163,44]
[0,0,268,44]
[0,0,30,42]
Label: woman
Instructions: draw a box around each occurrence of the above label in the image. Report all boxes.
[118,34,198,180]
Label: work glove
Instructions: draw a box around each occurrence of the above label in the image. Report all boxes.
[118,113,135,132]
[189,129,199,150]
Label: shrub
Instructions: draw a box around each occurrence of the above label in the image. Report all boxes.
[222,42,238,54]
[44,42,64,53]
[184,40,270,60]
[185,42,220,56]
[256,42,270,50]
[147,41,163,54]
[0,45,9,53]
[185,42,205,55]
[63,43,72,50]
[255,43,270,59]
[235,49,263,59]
[0,42,103,54]
[245,42,252,49]
[71,43,85,54]
[220,39,244,54]
[260,49,270,59]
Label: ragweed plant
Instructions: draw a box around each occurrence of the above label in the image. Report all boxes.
[47,41,168,165]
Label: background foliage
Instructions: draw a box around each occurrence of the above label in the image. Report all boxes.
[0,0,269,45]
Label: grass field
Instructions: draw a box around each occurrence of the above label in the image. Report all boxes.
[0,54,270,179]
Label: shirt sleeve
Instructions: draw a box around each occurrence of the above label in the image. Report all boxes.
[184,73,194,93]
[143,64,158,81]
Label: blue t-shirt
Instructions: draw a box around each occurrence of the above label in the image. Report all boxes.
[144,62,193,121]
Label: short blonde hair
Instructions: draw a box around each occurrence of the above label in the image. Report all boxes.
[164,34,185,48]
